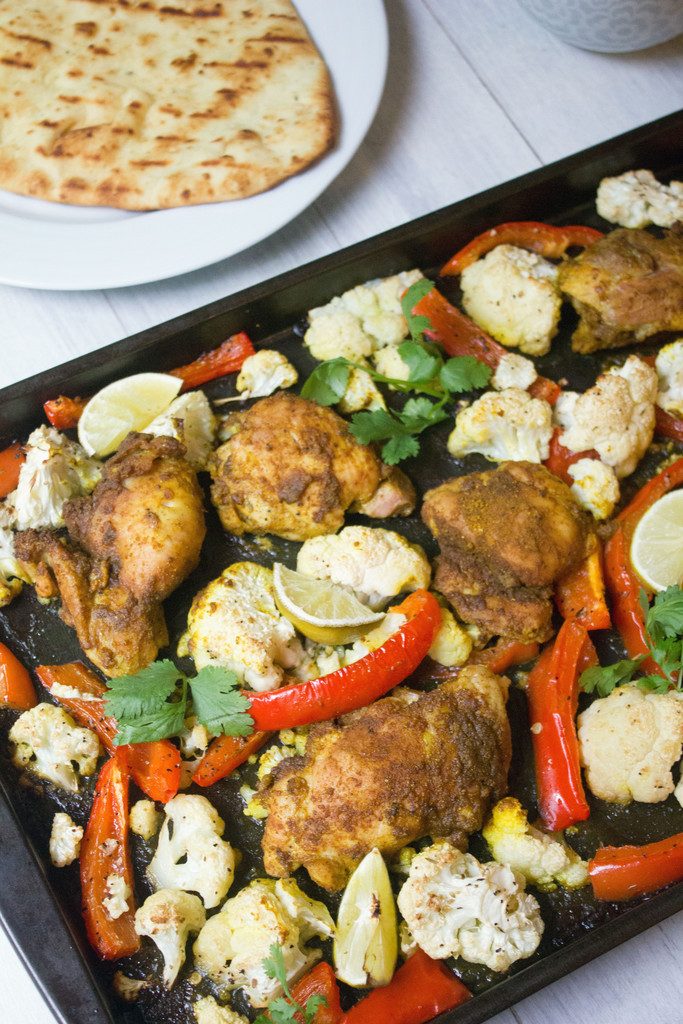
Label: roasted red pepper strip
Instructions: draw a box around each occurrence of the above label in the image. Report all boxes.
[80,750,139,960]
[655,405,683,443]
[555,546,611,631]
[341,949,471,1024]
[170,331,256,391]
[440,221,604,276]
[0,442,25,498]
[472,638,540,674]
[36,663,181,803]
[589,832,683,902]
[43,395,88,430]
[544,427,599,485]
[248,590,441,732]
[527,619,596,831]
[286,962,343,1024]
[412,286,561,405]
[0,643,37,711]
[193,730,271,788]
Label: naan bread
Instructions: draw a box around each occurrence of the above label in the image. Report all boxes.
[0,1,336,209]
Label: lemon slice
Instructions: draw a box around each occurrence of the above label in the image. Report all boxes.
[272,563,383,645]
[78,373,182,457]
[630,490,683,592]
[334,848,398,988]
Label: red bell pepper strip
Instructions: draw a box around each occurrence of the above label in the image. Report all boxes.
[0,643,37,711]
[247,590,441,732]
[287,962,343,1024]
[341,949,471,1024]
[544,427,599,485]
[80,750,139,960]
[589,832,683,902]
[472,638,540,674]
[36,663,181,803]
[43,395,89,431]
[193,730,271,787]
[555,546,611,632]
[170,331,256,392]
[655,405,683,443]
[527,619,596,831]
[440,221,604,277]
[0,442,25,498]
[411,286,561,405]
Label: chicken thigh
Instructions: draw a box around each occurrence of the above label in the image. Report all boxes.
[260,666,511,891]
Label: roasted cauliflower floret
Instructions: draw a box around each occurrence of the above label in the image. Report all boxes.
[555,355,657,479]
[428,604,473,667]
[135,889,206,988]
[130,799,162,841]
[447,388,553,463]
[297,526,431,610]
[596,169,683,229]
[145,392,217,471]
[182,562,304,692]
[304,310,374,363]
[567,458,620,521]
[397,842,543,972]
[193,878,332,1008]
[578,685,683,804]
[194,997,249,1024]
[0,506,29,608]
[9,704,100,793]
[104,873,133,920]
[236,350,299,399]
[49,812,84,868]
[655,339,683,418]
[483,798,588,891]
[148,795,235,909]
[372,345,412,383]
[337,368,386,415]
[460,245,561,356]
[491,352,538,391]
[10,426,101,530]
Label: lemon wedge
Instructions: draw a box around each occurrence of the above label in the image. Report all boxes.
[272,563,383,645]
[78,373,182,457]
[333,848,398,988]
[630,490,683,592]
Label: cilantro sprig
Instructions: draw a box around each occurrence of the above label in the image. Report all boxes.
[301,279,491,465]
[104,659,253,745]
[253,944,327,1024]
[580,586,683,697]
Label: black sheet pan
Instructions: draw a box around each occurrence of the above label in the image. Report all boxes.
[0,109,682,1024]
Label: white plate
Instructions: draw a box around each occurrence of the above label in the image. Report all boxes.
[0,0,388,292]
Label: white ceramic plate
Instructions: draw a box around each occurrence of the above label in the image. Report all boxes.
[0,0,388,292]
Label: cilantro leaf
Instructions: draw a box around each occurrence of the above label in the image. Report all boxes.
[189,665,253,737]
[580,657,641,697]
[397,341,441,383]
[401,278,436,345]
[401,396,441,420]
[646,586,683,639]
[112,700,187,745]
[382,434,420,465]
[304,994,327,1024]
[440,356,492,394]
[398,399,448,432]
[253,945,327,1024]
[349,409,403,445]
[104,660,182,720]
[263,943,290,992]
[301,358,351,406]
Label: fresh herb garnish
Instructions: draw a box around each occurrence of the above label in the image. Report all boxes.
[580,585,683,697]
[104,659,253,744]
[301,280,491,464]
[253,944,327,1024]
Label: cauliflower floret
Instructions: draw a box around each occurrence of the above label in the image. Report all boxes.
[236,350,298,399]
[397,843,543,972]
[194,996,249,1024]
[135,889,206,988]
[104,873,133,920]
[9,704,100,792]
[448,388,553,463]
[337,368,386,415]
[182,562,304,692]
[178,718,211,789]
[555,355,657,479]
[0,506,30,608]
[145,392,217,471]
[10,426,101,530]
[148,795,235,909]
[304,310,374,363]
[567,458,620,521]
[483,798,588,891]
[193,878,331,1008]
[655,339,683,418]
[49,812,83,868]
[297,526,431,610]
[460,245,561,356]
[112,973,149,1003]
[372,345,411,383]
[492,352,538,391]
[578,685,683,804]
[130,799,162,841]
[596,169,683,229]
[428,604,473,667]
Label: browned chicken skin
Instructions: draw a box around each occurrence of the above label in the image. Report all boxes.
[209,392,415,541]
[422,462,593,643]
[260,666,511,891]
[558,227,683,353]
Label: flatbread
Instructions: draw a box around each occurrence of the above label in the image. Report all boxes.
[0,1,336,209]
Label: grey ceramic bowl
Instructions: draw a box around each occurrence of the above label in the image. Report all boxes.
[517,0,683,52]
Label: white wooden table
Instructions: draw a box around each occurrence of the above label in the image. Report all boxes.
[1,1,682,1021]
